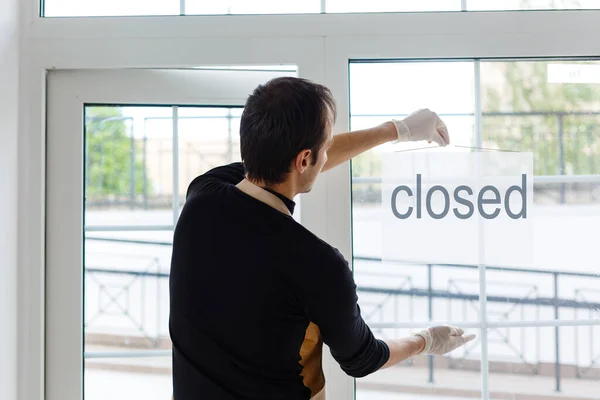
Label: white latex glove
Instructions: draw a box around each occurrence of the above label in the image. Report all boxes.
[414,326,475,356]
[393,109,450,146]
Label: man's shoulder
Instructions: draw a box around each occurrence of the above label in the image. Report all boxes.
[288,223,347,264]
[186,162,245,200]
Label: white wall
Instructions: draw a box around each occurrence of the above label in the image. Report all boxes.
[0,0,19,398]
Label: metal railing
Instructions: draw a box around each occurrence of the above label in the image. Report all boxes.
[85,110,600,209]
[353,256,600,391]
[84,236,600,392]
[85,112,241,210]
[352,111,600,205]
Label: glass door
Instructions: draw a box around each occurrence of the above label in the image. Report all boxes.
[347,58,600,400]
[45,67,300,400]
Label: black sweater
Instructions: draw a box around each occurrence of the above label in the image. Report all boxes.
[169,163,389,400]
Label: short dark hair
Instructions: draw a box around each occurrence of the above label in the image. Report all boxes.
[240,77,337,185]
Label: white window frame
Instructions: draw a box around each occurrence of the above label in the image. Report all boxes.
[17,6,600,400]
[324,30,600,398]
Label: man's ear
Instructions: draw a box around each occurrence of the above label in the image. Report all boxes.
[294,149,312,174]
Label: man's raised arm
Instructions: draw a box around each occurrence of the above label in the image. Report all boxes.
[322,109,450,173]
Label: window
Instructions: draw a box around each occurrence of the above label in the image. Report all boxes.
[83,105,244,400]
[325,0,462,13]
[184,0,320,15]
[349,59,600,399]
[40,0,600,18]
[468,0,600,11]
[43,0,320,17]
[43,0,181,17]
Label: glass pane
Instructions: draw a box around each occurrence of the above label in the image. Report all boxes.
[42,0,600,17]
[84,230,173,398]
[488,327,600,398]
[85,356,172,400]
[326,0,462,13]
[43,0,180,17]
[354,259,483,324]
[350,60,480,399]
[480,60,600,276]
[534,182,600,205]
[468,0,600,11]
[350,62,475,116]
[350,60,475,257]
[356,327,483,399]
[85,106,174,229]
[84,231,172,343]
[485,264,600,323]
[184,0,320,15]
[480,60,600,176]
[43,0,320,16]
[177,107,242,210]
[84,104,245,400]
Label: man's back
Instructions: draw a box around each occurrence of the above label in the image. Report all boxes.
[168,77,474,399]
[169,163,389,400]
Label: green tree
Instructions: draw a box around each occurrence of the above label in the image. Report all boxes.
[85,107,149,202]
[482,61,600,176]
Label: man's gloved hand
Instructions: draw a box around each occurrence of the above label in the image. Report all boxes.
[414,326,476,356]
[393,109,450,146]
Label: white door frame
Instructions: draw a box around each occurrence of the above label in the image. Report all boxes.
[45,66,346,400]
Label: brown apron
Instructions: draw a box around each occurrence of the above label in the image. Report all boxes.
[236,179,327,399]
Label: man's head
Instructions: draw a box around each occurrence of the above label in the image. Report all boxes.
[240,77,337,195]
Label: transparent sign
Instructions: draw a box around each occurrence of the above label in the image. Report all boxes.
[382,150,534,267]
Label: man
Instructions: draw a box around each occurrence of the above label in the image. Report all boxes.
[169,77,475,400]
